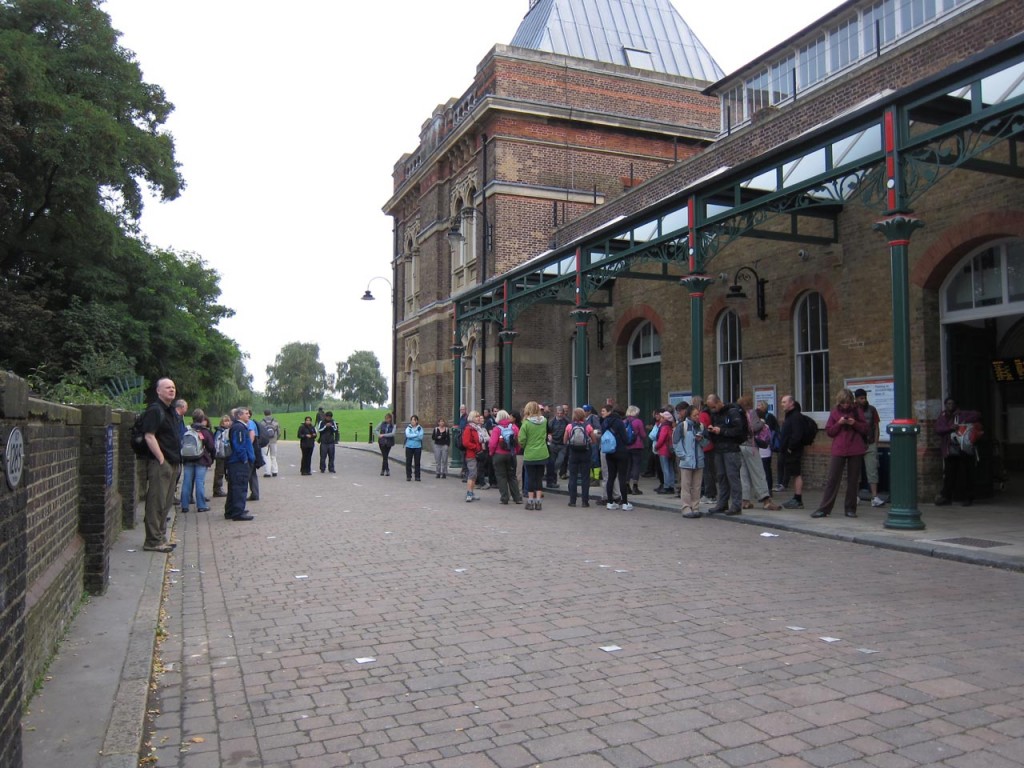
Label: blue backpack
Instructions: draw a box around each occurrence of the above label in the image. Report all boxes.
[625,419,635,444]
[600,429,617,454]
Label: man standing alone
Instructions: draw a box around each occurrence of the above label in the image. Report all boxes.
[141,378,182,552]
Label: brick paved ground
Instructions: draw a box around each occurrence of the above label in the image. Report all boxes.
[150,444,1024,767]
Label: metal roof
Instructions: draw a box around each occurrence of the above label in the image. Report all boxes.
[510,0,724,82]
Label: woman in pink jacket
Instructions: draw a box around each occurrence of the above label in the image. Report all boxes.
[811,388,868,519]
[488,409,523,505]
[655,410,676,495]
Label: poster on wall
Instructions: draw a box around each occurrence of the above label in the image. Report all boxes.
[667,391,693,409]
[845,376,895,443]
[752,385,777,416]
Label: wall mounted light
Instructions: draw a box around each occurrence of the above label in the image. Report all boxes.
[726,265,768,321]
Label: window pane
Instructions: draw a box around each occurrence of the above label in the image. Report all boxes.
[1007,241,1024,303]
[981,60,1024,106]
[973,248,1002,307]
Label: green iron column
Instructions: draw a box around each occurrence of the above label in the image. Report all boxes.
[498,330,517,410]
[450,343,465,469]
[873,214,925,530]
[680,275,715,397]
[569,308,593,407]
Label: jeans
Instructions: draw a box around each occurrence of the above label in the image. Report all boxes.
[181,461,209,511]
[567,450,591,504]
[432,444,449,476]
[379,440,393,473]
[659,454,676,490]
[628,448,644,482]
[405,446,421,479]
[546,444,565,484]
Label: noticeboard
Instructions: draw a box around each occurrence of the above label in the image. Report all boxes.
[844,376,895,443]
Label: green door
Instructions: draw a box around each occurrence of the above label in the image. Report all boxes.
[630,362,662,421]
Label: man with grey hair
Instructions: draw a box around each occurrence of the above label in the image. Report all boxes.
[705,394,746,516]
[224,407,255,521]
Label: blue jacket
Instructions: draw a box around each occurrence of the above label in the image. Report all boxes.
[405,424,424,449]
[227,420,255,465]
[673,418,705,470]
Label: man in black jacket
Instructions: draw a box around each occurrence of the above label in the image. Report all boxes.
[706,394,746,515]
[779,394,808,509]
[141,378,182,552]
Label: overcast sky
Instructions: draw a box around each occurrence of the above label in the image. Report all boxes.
[102,0,836,395]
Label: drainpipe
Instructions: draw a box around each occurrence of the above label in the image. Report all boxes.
[480,133,489,410]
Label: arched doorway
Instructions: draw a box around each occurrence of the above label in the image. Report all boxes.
[940,238,1024,495]
[628,321,661,420]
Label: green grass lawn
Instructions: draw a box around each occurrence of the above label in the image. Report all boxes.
[273,409,388,443]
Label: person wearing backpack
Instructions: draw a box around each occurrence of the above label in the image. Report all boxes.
[563,408,595,507]
[706,394,747,515]
[461,410,484,502]
[181,409,216,514]
[260,409,281,477]
[488,409,523,505]
[935,396,982,507]
[224,407,255,521]
[600,406,633,511]
[654,411,676,495]
[520,401,550,510]
[738,395,781,511]
[811,388,868,519]
[779,395,809,509]
[624,405,646,496]
[211,414,232,496]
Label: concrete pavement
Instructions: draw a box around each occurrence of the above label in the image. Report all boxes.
[21,442,1024,767]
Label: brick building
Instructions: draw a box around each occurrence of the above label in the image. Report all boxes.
[385,0,1024,514]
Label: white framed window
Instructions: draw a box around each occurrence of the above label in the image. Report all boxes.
[404,238,418,318]
[405,359,416,418]
[795,292,830,414]
[629,320,661,361]
[941,239,1024,319]
[717,311,743,404]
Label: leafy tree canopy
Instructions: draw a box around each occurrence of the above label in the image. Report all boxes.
[266,342,330,411]
[0,0,246,407]
[336,350,388,409]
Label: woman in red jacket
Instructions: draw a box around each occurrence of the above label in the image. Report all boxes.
[811,388,868,519]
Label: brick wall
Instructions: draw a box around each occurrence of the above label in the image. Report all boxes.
[0,373,140,768]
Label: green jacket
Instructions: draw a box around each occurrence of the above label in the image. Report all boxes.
[519,416,550,462]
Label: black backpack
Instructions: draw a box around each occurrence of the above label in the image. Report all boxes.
[129,411,151,458]
[801,414,819,446]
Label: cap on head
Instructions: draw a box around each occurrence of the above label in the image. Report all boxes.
[854,388,867,398]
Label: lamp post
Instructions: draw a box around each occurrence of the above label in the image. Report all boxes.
[724,265,768,321]
[361,276,396,418]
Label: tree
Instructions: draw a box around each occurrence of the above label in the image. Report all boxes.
[336,351,388,409]
[266,342,329,411]
[0,0,243,406]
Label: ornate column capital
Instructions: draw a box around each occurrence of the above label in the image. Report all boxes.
[497,330,519,344]
[872,214,924,245]
[679,274,716,297]
[450,344,465,358]
[568,308,594,324]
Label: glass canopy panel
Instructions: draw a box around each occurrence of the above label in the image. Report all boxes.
[661,205,688,236]
[742,169,778,192]
[980,60,1024,106]
[831,124,882,167]
[782,148,827,188]
[632,219,660,243]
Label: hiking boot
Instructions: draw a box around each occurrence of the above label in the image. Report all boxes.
[782,498,803,509]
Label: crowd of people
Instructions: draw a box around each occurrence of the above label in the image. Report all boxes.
[136,378,974,554]
[366,392,887,518]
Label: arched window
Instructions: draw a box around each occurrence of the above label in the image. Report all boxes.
[941,239,1024,320]
[629,321,661,362]
[405,357,417,418]
[795,291,830,413]
[717,310,742,403]
[404,237,418,318]
[451,191,478,290]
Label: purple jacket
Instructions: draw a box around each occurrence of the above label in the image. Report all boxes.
[825,404,867,457]
[935,408,981,459]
